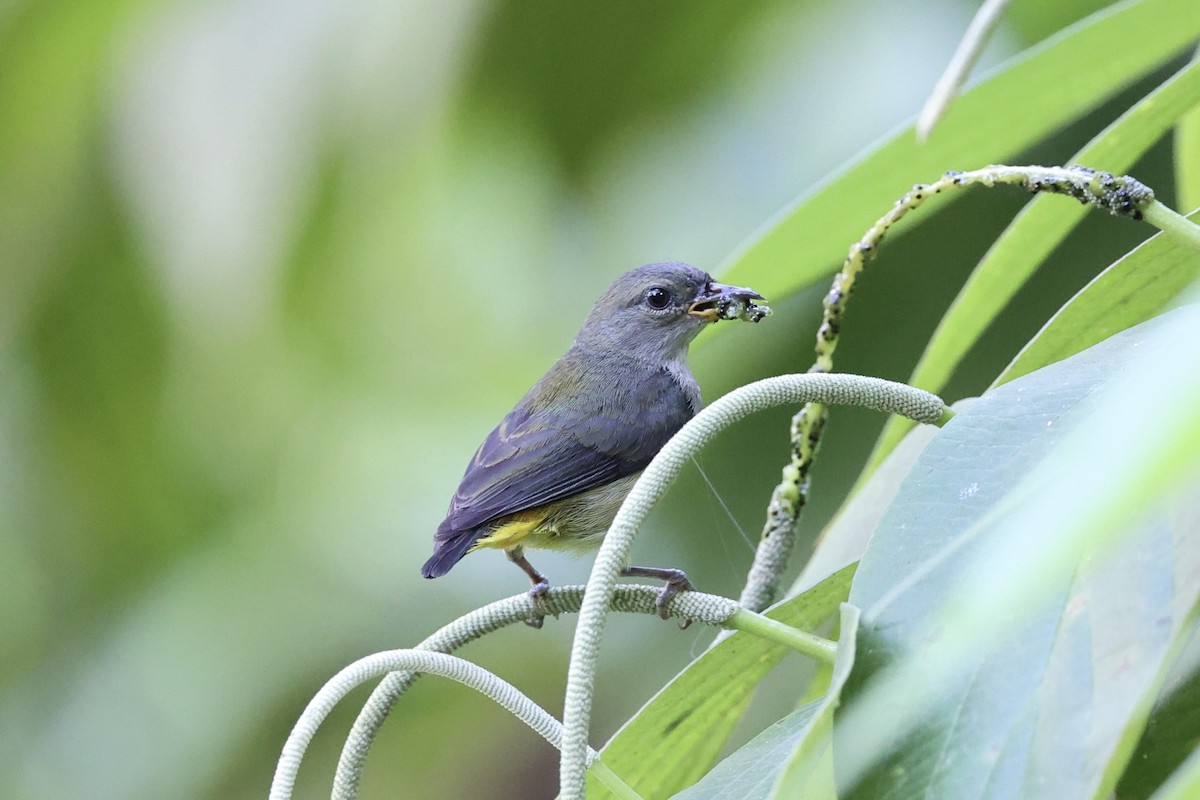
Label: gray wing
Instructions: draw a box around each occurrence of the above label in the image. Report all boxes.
[443,365,694,533]
[421,362,695,578]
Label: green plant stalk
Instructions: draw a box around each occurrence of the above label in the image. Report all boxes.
[590,760,645,800]
[741,164,1164,615]
[1141,199,1200,251]
[916,0,1013,141]
[726,608,837,665]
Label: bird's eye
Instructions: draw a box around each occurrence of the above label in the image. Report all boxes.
[644,287,671,310]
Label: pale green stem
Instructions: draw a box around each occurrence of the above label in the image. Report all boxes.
[726,608,837,665]
[1141,199,1200,252]
[917,0,1013,140]
[590,760,645,800]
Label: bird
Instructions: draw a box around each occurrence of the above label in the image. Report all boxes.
[421,262,768,626]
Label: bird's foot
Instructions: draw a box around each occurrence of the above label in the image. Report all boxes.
[621,565,694,628]
[524,579,551,628]
[507,549,551,628]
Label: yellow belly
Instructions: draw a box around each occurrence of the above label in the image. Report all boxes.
[469,473,641,556]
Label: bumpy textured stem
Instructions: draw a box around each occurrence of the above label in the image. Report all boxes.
[271,650,632,800]
[738,164,1156,614]
[559,373,948,800]
[736,403,824,612]
[332,585,738,800]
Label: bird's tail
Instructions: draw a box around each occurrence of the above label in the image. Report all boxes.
[420,530,478,579]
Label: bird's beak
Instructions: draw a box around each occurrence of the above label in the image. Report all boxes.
[688,280,769,323]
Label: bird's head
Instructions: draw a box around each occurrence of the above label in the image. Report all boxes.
[576,262,768,360]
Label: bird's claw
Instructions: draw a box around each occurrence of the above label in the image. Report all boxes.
[653,571,694,627]
[525,580,551,628]
[622,564,695,627]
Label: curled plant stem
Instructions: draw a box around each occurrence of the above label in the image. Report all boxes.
[559,373,949,800]
[319,584,823,800]
[739,164,1162,615]
[269,649,642,800]
[332,584,740,800]
[816,165,1156,376]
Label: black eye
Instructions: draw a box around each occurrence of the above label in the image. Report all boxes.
[644,287,671,310]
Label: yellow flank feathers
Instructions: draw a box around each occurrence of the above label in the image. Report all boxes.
[470,515,543,551]
[467,473,643,557]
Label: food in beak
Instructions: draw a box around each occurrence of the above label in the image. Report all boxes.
[688,281,771,323]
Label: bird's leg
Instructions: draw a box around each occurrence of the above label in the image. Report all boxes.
[621,565,694,627]
[508,547,550,593]
[507,547,550,628]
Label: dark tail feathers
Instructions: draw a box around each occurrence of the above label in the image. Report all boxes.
[421,532,479,579]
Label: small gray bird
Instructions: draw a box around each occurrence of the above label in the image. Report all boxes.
[422,262,768,624]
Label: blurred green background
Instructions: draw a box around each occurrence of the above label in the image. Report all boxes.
[0,0,1173,797]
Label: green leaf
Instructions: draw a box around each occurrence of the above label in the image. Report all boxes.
[791,418,948,594]
[866,54,1200,472]
[995,208,1200,385]
[834,306,1200,799]
[669,605,860,800]
[718,0,1200,303]
[1177,50,1200,212]
[586,565,855,800]
[665,701,823,800]
[768,605,861,799]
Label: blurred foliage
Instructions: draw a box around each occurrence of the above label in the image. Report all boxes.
[464,1,791,177]
[0,0,1186,798]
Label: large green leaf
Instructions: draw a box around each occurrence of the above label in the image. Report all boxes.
[767,604,860,799]
[666,702,823,800]
[866,54,1200,471]
[791,418,947,594]
[670,605,860,800]
[1179,108,1200,213]
[718,0,1200,302]
[1177,48,1200,212]
[832,306,1200,799]
[587,565,855,800]
[995,208,1200,385]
